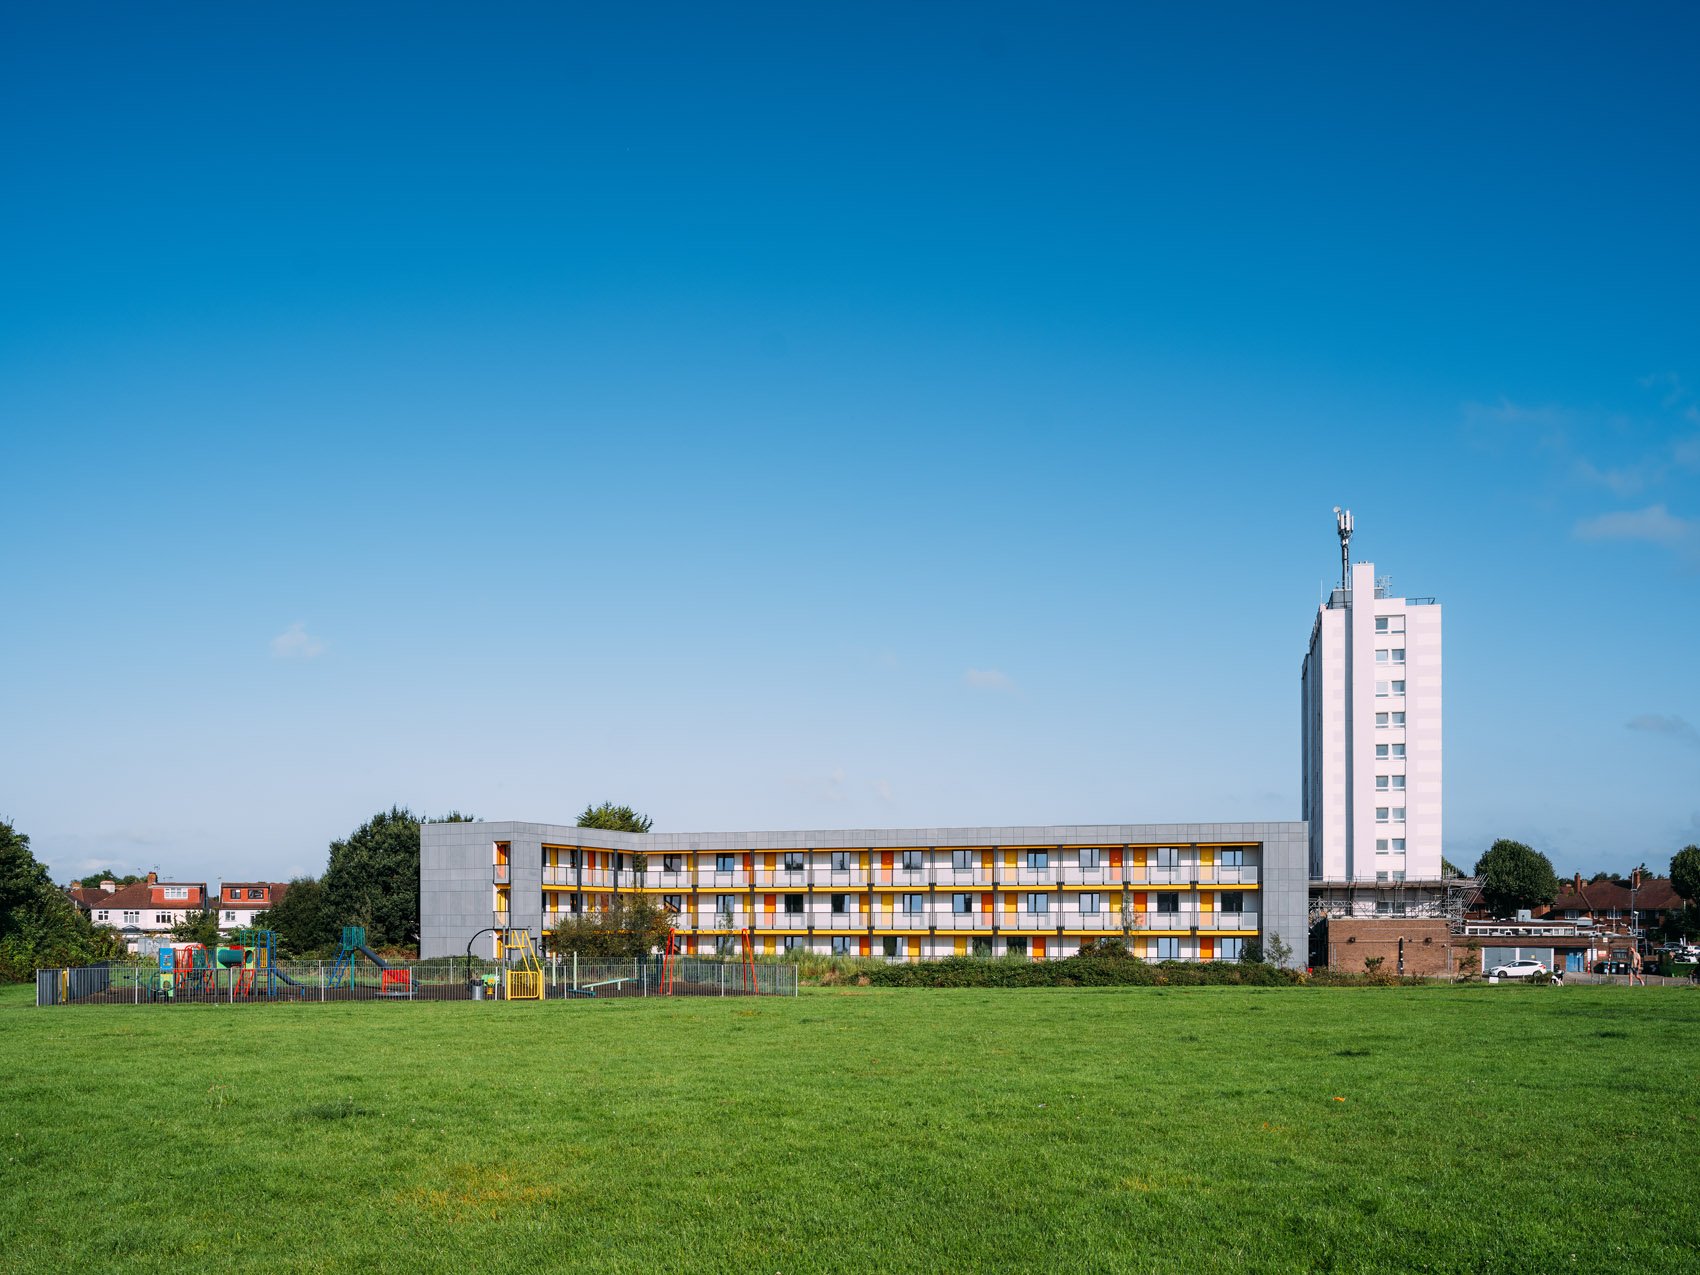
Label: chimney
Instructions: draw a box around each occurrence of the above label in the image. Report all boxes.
[1573,872,1581,895]
[100,878,117,893]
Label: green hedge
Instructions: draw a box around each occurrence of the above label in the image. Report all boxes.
[861,956,1302,988]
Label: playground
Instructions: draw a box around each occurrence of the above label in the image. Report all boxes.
[35,926,795,1006]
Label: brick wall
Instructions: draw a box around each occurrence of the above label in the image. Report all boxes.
[1326,918,1457,976]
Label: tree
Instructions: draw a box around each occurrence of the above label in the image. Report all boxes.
[1238,937,1265,963]
[1265,932,1294,968]
[0,819,126,981]
[576,802,653,834]
[1441,857,1463,878]
[320,808,473,951]
[1473,840,1560,919]
[547,893,672,959]
[169,908,221,949]
[75,869,145,889]
[1668,846,1700,904]
[255,876,337,958]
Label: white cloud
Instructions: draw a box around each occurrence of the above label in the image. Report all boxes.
[270,621,327,660]
[1626,714,1700,750]
[1574,504,1698,549]
[964,667,1014,691]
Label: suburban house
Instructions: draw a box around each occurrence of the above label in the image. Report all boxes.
[68,874,211,953]
[214,881,290,932]
[1538,875,1688,933]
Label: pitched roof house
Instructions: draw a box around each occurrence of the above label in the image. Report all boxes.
[68,873,210,953]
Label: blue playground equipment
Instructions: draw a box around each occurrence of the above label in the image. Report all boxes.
[327,926,391,989]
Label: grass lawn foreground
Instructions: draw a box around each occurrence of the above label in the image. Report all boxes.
[1,982,1696,1273]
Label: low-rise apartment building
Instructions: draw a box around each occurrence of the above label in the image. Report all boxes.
[422,820,1309,964]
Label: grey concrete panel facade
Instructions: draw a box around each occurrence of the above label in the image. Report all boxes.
[422,819,1312,967]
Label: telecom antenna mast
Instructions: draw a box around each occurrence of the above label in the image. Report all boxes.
[1333,506,1353,591]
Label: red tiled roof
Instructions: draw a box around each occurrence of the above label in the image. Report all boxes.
[1542,877,1685,916]
[68,880,208,912]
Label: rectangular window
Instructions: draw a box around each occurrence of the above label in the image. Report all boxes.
[783,894,804,914]
[715,894,738,918]
[1376,681,1389,697]
[1392,743,1406,758]
[96,910,110,922]
[971,936,992,957]
[1375,712,1389,727]
[1392,711,1406,726]
[1220,849,1243,868]
[123,911,139,924]
[1392,808,1406,822]
[223,911,236,922]
[783,852,804,872]
[1376,871,1390,883]
[1079,847,1101,868]
[1392,871,1407,883]
[1376,775,1390,790]
[1376,744,1390,759]
[1392,648,1405,663]
[831,936,852,955]
[1218,938,1243,960]
[1023,892,1050,914]
[831,893,849,914]
[900,850,923,870]
[715,854,737,873]
[1005,937,1028,957]
[1375,649,1389,663]
[952,849,974,869]
[952,893,974,914]
[1392,680,1406,695]
[663,895,683,914]
[1153,847,1179,868]
[1392,838,1406,852]
[1375,839,1389,853]
[1391,775,1406,790]
[1026,850,1049,869]
[900,893,926,914]
[1155,937,1180,960]
[1375,616,1389,632]
[1155,892,1180,913]
[1220,892,1244,913]
[882,936,901,958]
[831,851,853,872]
[1079,892,1101,914]
[782,935,805,951]
[163,886,188,900]
[663,854,684,872]
[155,912,172,925]
[1376,807,1390,823]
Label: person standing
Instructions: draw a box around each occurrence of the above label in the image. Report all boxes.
[1630,948,1646,986]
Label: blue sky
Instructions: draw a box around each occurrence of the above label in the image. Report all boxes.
[3,3,1697,884]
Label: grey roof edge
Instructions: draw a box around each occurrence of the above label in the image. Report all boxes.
[423,819,1309,851]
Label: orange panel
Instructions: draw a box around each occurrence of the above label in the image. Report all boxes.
[981,850,993,871]
[1201,937,1214,960]
[1034,937,1046,959]
[859,935,871,957]
[763,894,776,912]
[1004,850,1016,869]
[743,852,753,873]
[980,892,993,914]
[908,937,921,958]
[881,851,894,869]
[1135,891,1148,912]
[1110,848,1122,869]
[764,852,775,870]
[1003,893,1017,914]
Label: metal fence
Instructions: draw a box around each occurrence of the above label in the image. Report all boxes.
[34,955,798,1007]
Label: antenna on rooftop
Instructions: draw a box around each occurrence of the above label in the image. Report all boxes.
[1332,506,1353,591]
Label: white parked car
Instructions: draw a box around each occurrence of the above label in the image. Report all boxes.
[1490,957,1549,979]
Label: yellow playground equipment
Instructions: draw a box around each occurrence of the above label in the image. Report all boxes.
[497,927,542,1000]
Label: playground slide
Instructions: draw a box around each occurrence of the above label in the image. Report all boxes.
[272,968,304,987]
[356,945,390,969]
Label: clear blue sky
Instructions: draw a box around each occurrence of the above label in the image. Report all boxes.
[3,3,1697,885]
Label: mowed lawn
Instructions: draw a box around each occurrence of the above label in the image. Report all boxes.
[2,983,1697,1274]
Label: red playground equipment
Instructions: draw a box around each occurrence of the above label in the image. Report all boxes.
[659,926,756,995]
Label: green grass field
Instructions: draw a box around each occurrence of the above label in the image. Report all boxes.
[2,982,1696,1274]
